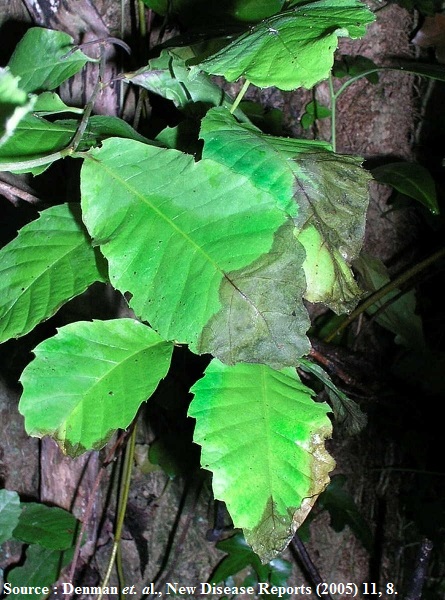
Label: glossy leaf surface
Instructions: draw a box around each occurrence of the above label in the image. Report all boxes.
[19,319,173,455]
[81,138,310,366]
[0,203,106,343]
[372,161,439,215]
[7,27,92,93]
[198,0,375,90]
[189,360,335,561]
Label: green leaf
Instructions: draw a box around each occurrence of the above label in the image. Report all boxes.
[0,490,21,544]
[0,203,106,343]
[156,121,201,154]
[7,27,92,93]
[0,114,78,171]
[0,67,36,146]
[318,475,373,551]
[13,503,77,550]
[142,0,284,24]
[125,48,248,121]
[197,0,375,90]
[200,108,370,313]
[333,55,380,83]
[211,532,292,589]
[354,254,426,350]
[211,533,264,584]
[0,114,151,173]
[300,100,331,130]
[372,162,439,215]
[81,137,310,366]
[388,60,445,83]
[200,107,331,216]
[189,361,335,562]
[19,319,173,456]
[5,545,74,600]
[33,92,84,116]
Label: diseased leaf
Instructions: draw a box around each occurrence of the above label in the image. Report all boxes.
[0,489,21,544]
[7,27,93,93]
[19,319,173,456]
[6,545,74,600]
[293,152,371,312]
[189,361,335,562]
[198,222,310,367]
[0,67,36,147]
[296,224,363,313]
[200,107,331,217]
[372,161,439,215]
[0,203,106,343]
[200,108,370,313]
[13,504,77,550]
[81,137,310,366]
[197,0,375,90]
[292,152,371,263]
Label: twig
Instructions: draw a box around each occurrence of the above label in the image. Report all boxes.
[404,538,433,600]
[61,37,131,60]
[97,425,138,600]
[63,431,130,600]
[0,179,40,205]
[324,247,445,343]
[290,533,334,600]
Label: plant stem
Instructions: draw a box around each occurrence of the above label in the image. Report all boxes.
[97,424,137,600]
[230,79,250,115]
[0,150,71,173]
[324,247,445,343]
[328,75,336,152]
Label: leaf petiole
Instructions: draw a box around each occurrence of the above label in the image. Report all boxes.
[230,79,250,115]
